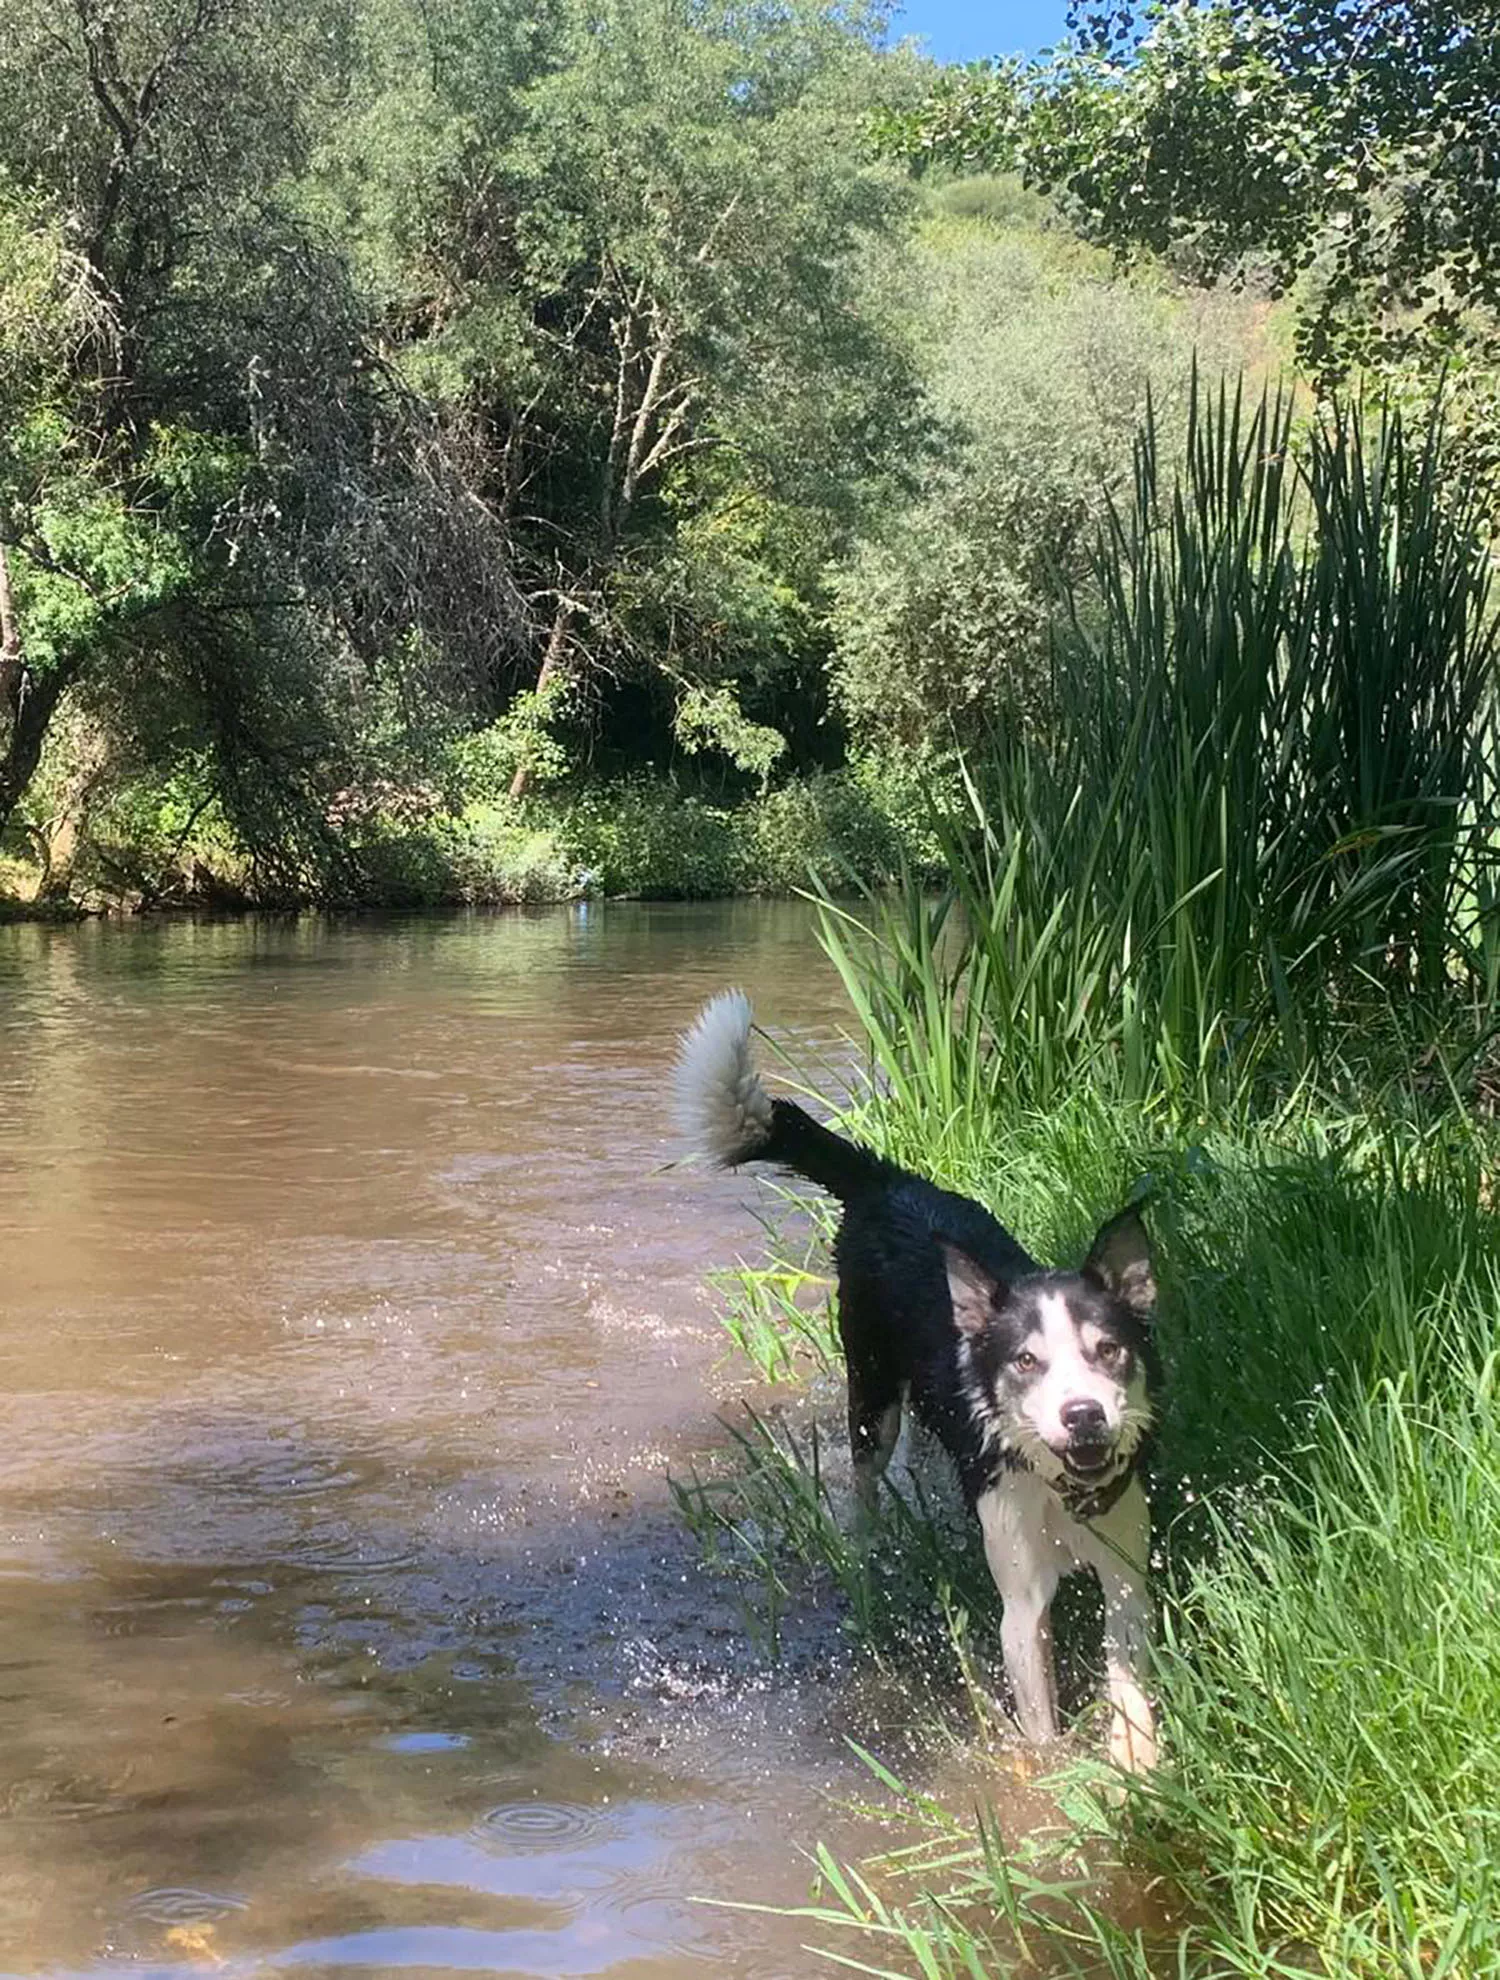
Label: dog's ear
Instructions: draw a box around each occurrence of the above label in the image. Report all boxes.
[939,1241,1004,1337]
[1083,1207,1156,1318]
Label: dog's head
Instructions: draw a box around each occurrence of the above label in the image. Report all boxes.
[940,1209,1157,1487]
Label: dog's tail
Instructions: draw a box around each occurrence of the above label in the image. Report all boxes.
[673,990,892,1202]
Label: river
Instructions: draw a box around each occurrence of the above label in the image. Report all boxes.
[0,902,985,1980]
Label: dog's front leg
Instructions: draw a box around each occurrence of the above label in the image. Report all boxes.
[1101,1577,1155,1774]
[1085,1482,1157,1774]
[999,1592,1058,1743]
[976,1481,1060,1744]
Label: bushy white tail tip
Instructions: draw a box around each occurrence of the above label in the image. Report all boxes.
[673,989,773,1165]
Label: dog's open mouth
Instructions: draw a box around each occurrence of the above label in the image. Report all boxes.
[1063,1445,1116,1478]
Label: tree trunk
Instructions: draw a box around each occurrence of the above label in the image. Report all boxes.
[0,541,76,844]
[0,538,19,686]
[508,600,574,801]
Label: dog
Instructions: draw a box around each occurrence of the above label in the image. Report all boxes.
[674,991,1160,1773]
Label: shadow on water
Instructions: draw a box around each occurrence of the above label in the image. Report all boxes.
[0,904,1023,1980]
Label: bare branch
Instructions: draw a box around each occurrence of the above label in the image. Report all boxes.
[0,542,22,712]
[620,319,676,517]
[633,397,701,485]
[694,191,743,265]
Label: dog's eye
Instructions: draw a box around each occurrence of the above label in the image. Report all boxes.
[1096,1340,1122,1364]
[1013,1350,1039,1373]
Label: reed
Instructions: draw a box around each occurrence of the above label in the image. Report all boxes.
[817,381,1500,1130]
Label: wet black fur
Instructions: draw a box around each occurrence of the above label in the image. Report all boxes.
[751,1099,1159,1508]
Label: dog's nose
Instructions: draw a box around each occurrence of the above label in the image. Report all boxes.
[1061,1399,1108,1437]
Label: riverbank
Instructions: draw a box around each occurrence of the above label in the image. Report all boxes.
[0,766,928,920]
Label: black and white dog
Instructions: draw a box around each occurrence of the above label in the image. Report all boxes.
[675,992,1160,1773]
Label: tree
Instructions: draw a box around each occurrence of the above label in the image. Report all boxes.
[827,184,1264,750]
[0,0,526,865]
[883,2,1500,381]
[0,189,118,838]
[1,0,928,881]
[317,0,925,788]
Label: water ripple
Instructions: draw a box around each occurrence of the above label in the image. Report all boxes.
[127,1885,249,1924]
[472,1799,601,1850]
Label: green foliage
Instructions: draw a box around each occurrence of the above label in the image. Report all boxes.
[457,809,576,905]
[886,3,1500,384]
[555,781,744,898]
[71,759,237,904]
[319,803,576,909]
[318,0,925,755]
[741,771,907,892]
[633,482,823,722]
[0,0,1294,909]
[13,447,205,675]
[827,203,1265,752]
[0,0,529,870]
[839,748,962,874]
[1147,1302,1500,1974]
[0,761,934,911]
[0,187,99,411]
[926,169,1055,229]
[711,1207,842,1383]
[374,770,915,905]
[0,0,944,870]
[673,686,787,788]
[450,674,576,799]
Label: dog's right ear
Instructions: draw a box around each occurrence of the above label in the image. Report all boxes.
[939,1241,1003,1337]
[1083,1206,1156,1319]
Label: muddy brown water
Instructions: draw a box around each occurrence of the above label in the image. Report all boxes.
[0,904,1028,1980]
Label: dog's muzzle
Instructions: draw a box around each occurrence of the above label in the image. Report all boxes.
[1059,1398,1115,1476]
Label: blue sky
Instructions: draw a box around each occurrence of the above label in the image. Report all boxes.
[888,0,1072,64]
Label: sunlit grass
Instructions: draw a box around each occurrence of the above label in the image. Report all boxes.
[707,1185,842,1385]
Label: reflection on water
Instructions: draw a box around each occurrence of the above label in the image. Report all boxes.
[0,903,907,1978]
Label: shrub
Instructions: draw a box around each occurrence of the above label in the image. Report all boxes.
[828,207,1270,751]
[455,807,574,904]
[555,781,745,898]
[741,772,907,892]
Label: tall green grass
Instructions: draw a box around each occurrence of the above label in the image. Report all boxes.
[686,383,1500,1977]
[818,383,1500,1128]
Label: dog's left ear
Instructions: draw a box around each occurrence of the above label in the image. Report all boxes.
[1083,1207,1156,1319]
